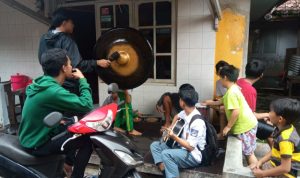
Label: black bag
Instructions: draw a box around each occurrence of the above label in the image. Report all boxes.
[189,114,218,166]
[257,120,275,140]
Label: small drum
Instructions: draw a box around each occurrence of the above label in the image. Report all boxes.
[257,120,275,140]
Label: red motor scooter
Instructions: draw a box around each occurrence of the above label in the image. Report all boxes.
[0,103,143,178]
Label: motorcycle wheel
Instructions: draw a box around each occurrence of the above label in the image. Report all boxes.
[123,169,141,178]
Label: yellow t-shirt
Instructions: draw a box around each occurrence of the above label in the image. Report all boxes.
[222,84,257,134]
[271,125,300,178]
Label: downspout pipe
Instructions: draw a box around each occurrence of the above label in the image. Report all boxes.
[210,0,222,20]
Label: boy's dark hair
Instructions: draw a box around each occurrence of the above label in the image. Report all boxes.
[41,48,68,77]
[179,89,198,107]
[245,60,265,79]
[219,65,240,82]
[215,60,229,73]
[270,98,300,124]
[179,83,195,92]
[50,8,72,30]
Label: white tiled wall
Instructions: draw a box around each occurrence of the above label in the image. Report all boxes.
[0,1,47,81]
[99,0,216,114]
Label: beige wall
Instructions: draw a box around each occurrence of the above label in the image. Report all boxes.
[0,1,47,81]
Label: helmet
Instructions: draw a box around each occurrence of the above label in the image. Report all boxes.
[108,83,119,94]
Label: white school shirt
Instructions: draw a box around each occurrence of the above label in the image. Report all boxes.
[177,108,206,163]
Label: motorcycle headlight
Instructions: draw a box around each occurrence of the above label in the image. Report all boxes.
[114,150,143,166]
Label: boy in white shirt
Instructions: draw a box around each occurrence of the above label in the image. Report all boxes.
[150,88,206,178]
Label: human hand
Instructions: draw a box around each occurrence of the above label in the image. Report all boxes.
[249,161,262,170]
[161,126,174,137]
[202,100,214,106]
[72,68,84,79]
[223,126,231,136]
[166,127,174,138]
[252,168,264,178]
[156,105,165,113]
[97,59,111,68]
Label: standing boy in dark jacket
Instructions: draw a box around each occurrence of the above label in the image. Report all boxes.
[38,8,110,94]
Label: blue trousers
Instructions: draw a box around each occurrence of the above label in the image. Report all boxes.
[150,141,199,178]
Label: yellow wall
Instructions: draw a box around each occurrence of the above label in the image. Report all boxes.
[214,8,246,96]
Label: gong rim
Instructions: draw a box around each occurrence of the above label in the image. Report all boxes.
[94,27,154,89]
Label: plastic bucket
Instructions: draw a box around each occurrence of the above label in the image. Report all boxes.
[10,73,32,91]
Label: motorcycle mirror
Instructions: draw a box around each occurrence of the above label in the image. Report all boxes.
[43,112,63,127]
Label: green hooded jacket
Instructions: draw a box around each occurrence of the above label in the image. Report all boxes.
[18,75,93,148]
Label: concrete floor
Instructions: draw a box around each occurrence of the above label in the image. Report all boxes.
[85,118,226,177]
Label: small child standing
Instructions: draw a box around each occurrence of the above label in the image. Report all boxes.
[251,98,300,178]
[102,83,142,136]
[203,65,258,165]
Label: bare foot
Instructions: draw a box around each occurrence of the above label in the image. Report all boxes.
[128,129,142,136]
[217,133,226,140]
[133,117,142,123]
[114,127,126,133]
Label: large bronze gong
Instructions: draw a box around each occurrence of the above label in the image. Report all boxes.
[94,28,154,89]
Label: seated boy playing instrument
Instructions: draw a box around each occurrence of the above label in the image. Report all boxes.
[151,86,207,178]
[251,98,300,178]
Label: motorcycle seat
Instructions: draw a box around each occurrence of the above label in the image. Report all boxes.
[0,133,64,166]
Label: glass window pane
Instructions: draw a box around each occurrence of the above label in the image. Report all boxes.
[156,56,171,79]
[138,3,153,26]
[139,29,153,48]
[156,1,171,25]
[101,30,108,35]
[116,5,129,27]
[148,66,154,79]
[156,28,171,53]
[100,6,114,28]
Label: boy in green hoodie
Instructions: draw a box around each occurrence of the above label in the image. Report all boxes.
[19,48,94,178]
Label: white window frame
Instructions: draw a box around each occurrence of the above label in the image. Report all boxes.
[95,0,134,39]
[95,0,177,84]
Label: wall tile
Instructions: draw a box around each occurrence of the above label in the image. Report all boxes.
[190,16,203,33]
[202,31,216,49]
[190,0,204,16]
[189,49,202,65]
[203,0,211,16]
[177,49,189,65]
[178,16,190,33]
[178,0,190,17]
[189,32,202,49]
[202,15,214,32]
[177,33,190,48]
[177,64,189,80]
[201,49,215,65]
[201,64,214,80]
[188,65,202,80]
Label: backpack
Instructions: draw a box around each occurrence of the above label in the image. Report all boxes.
[189,114,218,166]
